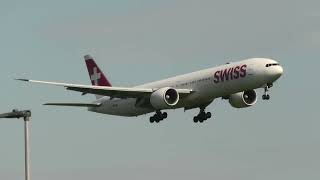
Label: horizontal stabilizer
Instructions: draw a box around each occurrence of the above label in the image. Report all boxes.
[44,103,101,107]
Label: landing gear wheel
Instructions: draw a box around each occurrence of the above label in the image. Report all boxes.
[149,111,168,123]
[199,112,206,120]
[262,94,270,100]
[193,117,199,123]
[162,112,168,119]
[262,95,266,100]
[206,112,212,119]
[193,107,212,123]
[266,94,270,100]
[150,117,155,123]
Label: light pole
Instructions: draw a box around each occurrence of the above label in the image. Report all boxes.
[0,109,31,180]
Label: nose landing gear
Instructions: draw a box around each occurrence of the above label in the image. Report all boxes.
[193,107,212,123]
[150,111,168,123]
[262,83,273,100]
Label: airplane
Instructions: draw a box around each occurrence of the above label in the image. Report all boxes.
[17,55,283,123]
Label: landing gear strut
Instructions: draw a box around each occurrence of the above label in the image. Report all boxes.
[193,107,212,123]
[150,111,168,123]
[262,83,272,100]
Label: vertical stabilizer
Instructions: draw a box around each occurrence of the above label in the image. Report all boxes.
[84,55,112,99]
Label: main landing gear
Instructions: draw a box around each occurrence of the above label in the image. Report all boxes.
[193,107,212,123]
[150,111,168,123]
[262,83,273,100]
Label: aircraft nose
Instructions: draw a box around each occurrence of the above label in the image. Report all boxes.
[265,62,283,82]
[276,65,284,77]
[271,65,283,80]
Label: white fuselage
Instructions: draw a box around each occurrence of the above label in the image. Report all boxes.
[89,58,283,116]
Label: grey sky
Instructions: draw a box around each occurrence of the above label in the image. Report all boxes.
[0,0,319,179]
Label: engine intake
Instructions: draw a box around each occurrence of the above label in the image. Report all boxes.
[229,90,257,108]
[150,87,179,110]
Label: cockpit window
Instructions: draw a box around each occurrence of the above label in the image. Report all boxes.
[266,63,280,67]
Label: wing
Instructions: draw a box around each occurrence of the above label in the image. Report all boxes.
[17,79,193,99]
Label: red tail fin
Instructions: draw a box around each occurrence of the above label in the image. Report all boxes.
[84,55,112,87]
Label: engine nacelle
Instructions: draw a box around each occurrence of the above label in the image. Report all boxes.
[229,90,257,108]
[150,87,179,110]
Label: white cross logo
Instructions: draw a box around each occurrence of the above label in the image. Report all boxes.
[90,67,101,85]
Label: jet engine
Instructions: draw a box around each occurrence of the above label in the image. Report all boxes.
[150,87,179,109]
[229,90,257,108]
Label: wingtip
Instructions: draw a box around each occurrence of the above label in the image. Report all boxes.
[15,78,30,82]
